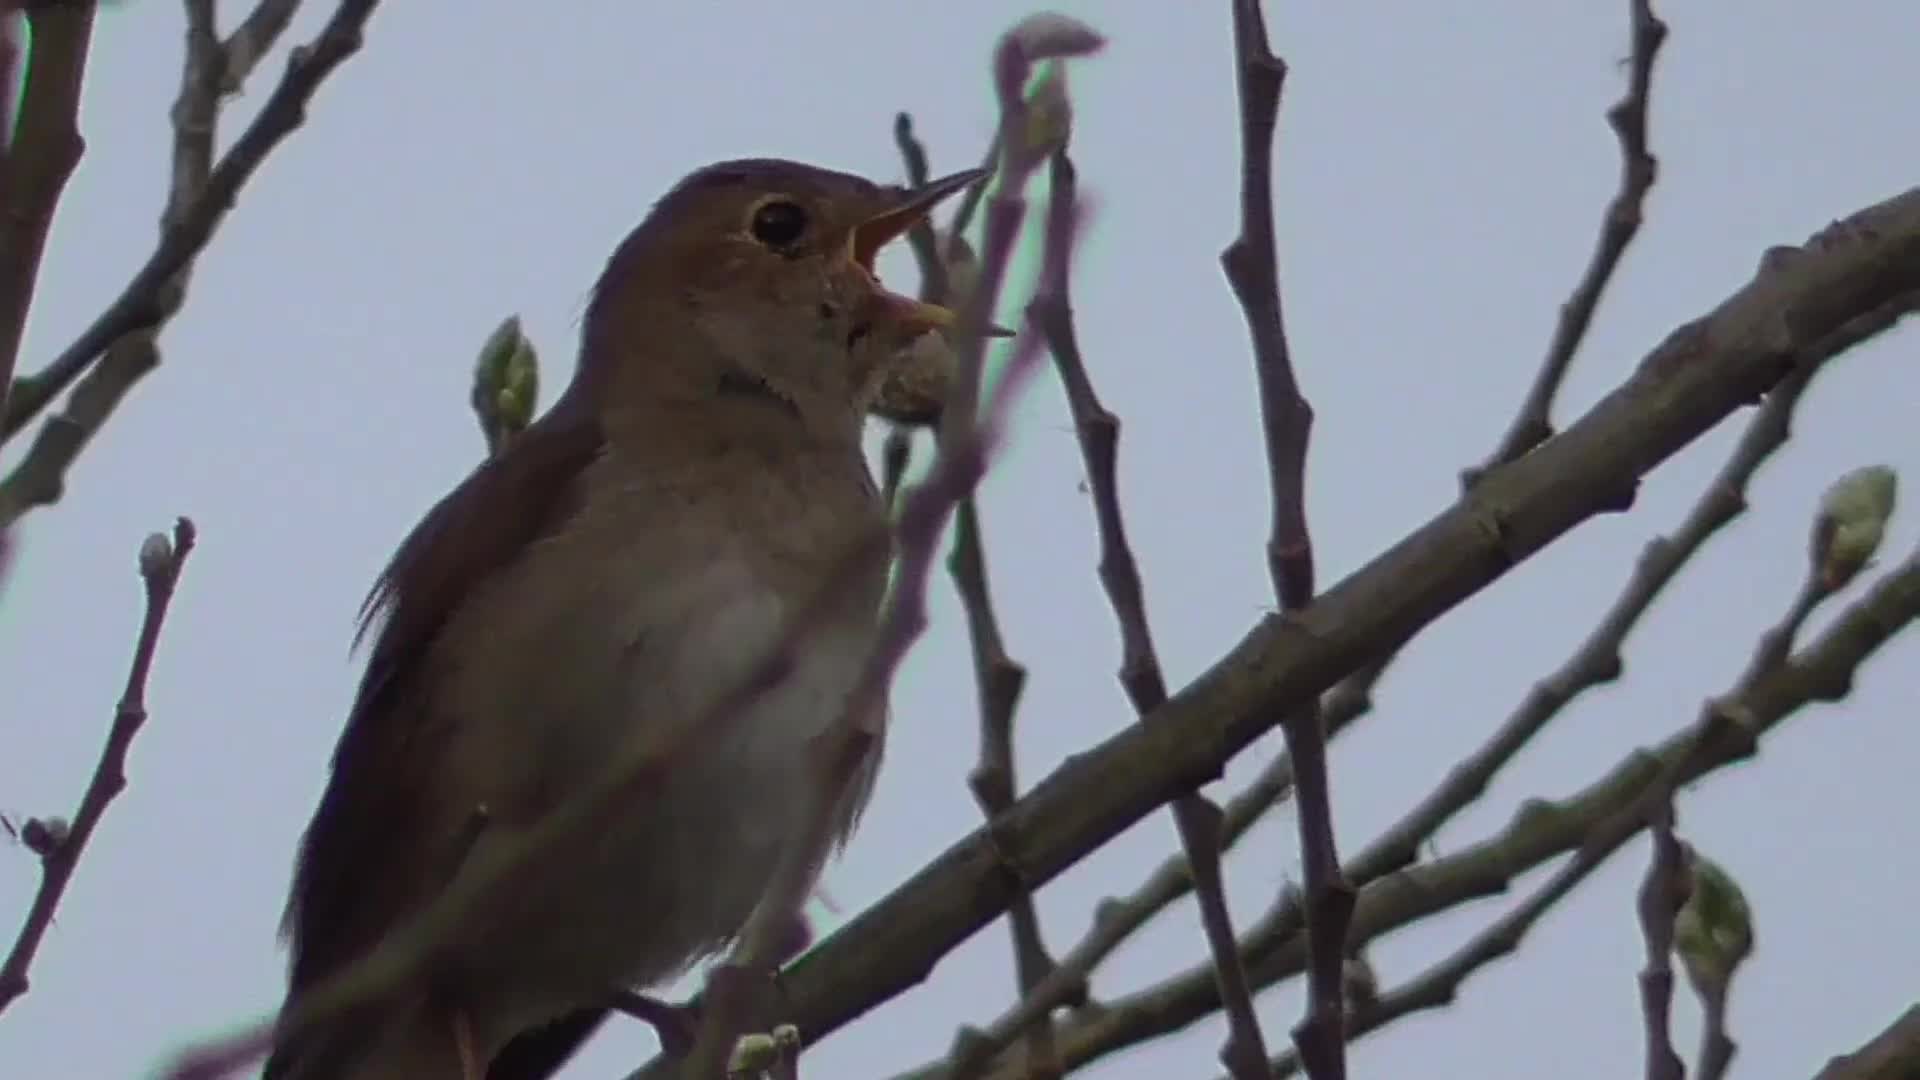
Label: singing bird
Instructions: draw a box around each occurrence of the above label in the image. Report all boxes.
[265,159,987,1080]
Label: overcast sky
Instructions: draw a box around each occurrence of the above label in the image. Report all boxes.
[3,2,1917,1078]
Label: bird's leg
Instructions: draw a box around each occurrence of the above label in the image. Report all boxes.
[611,990,702,1057]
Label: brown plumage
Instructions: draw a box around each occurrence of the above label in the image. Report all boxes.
[267,159,985,1080]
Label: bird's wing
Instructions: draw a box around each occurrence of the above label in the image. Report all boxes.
[277,391,607,1004]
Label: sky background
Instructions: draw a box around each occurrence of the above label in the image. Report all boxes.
[3,2,1917,1078]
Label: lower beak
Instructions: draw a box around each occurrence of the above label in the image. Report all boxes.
[850,168,1014,340]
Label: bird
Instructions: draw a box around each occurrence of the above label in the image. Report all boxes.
[264,158,989,1080]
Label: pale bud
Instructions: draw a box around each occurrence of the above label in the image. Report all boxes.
[1022,62,1073,159]
[138,532,173,578]
[1813,465,1897,590]
[1673,852,1754,999]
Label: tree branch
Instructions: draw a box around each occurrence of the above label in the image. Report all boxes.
[1467,0,1669,479]
[1636,805,1688,1080]
[0,0,382,451]
[0,517,198,1014]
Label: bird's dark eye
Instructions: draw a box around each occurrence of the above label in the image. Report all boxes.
[749,200,808,249]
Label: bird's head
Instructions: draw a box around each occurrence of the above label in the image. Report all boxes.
[582,158,987,433]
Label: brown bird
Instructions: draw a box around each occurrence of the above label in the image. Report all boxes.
[265,159,987,1080]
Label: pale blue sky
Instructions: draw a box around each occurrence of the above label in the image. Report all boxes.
[2,2,1917,1078]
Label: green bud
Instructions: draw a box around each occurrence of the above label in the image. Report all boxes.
[471,315,540,455]
[1673,852,1754,999]
[1813,465,1897,590]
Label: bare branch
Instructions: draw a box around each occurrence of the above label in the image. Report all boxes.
[950,148,1271,1080]
[892,112,947,304]
[0,517,198,1014]
[1218,2,1350,1073]
[1467,0,1669,479]
[0,0,383,447]
[946,496,1055,1078]
[0,1,94,425]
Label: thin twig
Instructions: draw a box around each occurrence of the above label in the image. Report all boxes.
[987,148,1273,1080]
[1,0,382,445]
[1219,2,1346,1074]
[947,496,1056,1078]
[0,517,198,1014]
[917,104,1055,1068]
[892,112,947,304]
[1466,0,1669,480]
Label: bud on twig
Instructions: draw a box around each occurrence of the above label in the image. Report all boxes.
[471,315,540,456]
[1812,465,1897,591]
[21,816,68,859]
[1673,851,1754,1001]
[138,532,174,578]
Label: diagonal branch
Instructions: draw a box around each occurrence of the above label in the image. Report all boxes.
[1467,0,1669,480]
[0,517,198,1015]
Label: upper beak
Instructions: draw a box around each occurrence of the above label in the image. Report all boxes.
[849,167,1015,339]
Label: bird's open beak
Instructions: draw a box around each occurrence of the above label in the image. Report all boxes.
[849,167,1013,339]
